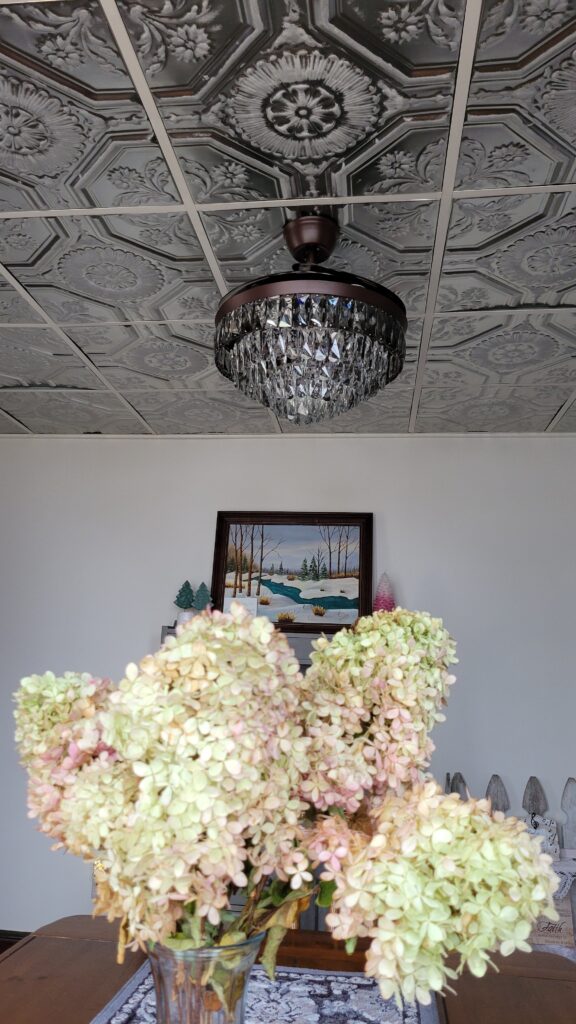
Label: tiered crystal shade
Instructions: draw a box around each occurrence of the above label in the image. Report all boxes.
[215,292,406,425]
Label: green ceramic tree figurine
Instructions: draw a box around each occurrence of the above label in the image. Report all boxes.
[174,580,195,610]
[193,582,212,611]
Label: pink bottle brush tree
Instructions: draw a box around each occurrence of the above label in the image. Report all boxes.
[373,572,396,612]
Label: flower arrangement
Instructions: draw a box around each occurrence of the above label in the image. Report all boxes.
[14,604,558,1007]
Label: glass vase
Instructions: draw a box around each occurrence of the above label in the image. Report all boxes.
[147,933,264,1024]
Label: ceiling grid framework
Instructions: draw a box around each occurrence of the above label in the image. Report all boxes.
[0,0,575,434]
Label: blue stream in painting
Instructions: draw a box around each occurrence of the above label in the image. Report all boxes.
[262,577,358,609]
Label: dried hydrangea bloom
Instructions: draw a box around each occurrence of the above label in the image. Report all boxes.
[301,609,457,810]
[14,671,114,845]
[60,604,312,946]
[322,782,559,1006]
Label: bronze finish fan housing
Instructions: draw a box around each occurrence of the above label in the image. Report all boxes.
[214,212,407,425]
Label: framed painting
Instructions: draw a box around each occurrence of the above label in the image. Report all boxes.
[211,512,373,634]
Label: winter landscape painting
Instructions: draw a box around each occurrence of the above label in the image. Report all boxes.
[211,513,372,633]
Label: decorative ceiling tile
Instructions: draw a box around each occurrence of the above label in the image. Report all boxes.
[552,401,576,432]
[0,325,71,356]
[446,190,553,252]
[0,3,181,210]
[439,192,576,309]
[0,213,57,266]
[341,128,447,198]
[123,390,277,434]
[416,386,573,433]
[120,0,268,93]
[0,409,28,433]
[429,274,519,312]
[3,214,214,324]
[473,0,575,66]
[66,321,211,388]
[145,0,455,200]
[280,387,413,434]
[0,389,149,433]
[462,4,576,187]
[201,205,285,263]
[173,365,242,393]
[172,142,290,207]
[344,200,437,260]
[0,324,101,388]
[0,283,42,323]
[322,0,465,69]
[458,116,576,190]
[0,1,132,90]
[160,285,222,323]
[425,314,576,387]
[167,322,214,346]
[0,0,574,437]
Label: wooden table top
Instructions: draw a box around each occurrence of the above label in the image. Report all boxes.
[1,915,575,1024]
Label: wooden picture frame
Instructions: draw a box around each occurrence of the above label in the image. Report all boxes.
[211,512,373,634]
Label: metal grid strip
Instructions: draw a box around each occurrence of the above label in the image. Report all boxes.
[407,0,484,432]
[4,181,576,222]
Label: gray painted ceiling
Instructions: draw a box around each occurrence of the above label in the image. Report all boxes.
[0,0,575,435]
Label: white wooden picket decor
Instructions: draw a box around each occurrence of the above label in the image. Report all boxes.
[485,774,510,814]
[561,778,576,851]
[449,772,468,800]
[522,776,560,858]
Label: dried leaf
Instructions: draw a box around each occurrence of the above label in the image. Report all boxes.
[261,925,287,981]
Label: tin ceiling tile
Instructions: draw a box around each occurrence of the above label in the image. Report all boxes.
[123,388,278,434]
[416,385,573,432]
[0,388,149,433]
[2,213,216,324]
[0,2,182,210]
[66,321,212,387]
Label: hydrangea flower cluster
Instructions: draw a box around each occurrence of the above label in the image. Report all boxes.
[14,671,114,843]
[14,604,559,1003]
[53,605,311,947]
[312,782,558,1005]
[300,609,456,812]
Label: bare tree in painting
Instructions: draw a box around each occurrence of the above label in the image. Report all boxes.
[246,524,256,596]
[238,525,245,594]
[255,525,282,596]
[318,524,340,578]
[230,524,241,597]
[342,526,360,577]
[312,543,328,580]
[229,523,251,597]
[336,525,346,576]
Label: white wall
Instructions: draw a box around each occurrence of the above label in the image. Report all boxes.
[1,435,575,931]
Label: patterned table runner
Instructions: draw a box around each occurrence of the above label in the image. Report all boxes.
[89,962,441,1024]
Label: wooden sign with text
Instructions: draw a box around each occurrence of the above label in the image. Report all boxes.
[530,893,575,947]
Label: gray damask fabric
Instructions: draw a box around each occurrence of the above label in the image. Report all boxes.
[89,963,440,1024]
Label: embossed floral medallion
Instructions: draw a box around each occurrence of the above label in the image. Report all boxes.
[57,245,167,300]
[496,223,576,293]
[225,51,379,166]
[466,329,562,372]
[0,74,86,176]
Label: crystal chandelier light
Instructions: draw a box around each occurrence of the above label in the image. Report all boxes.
[214,213,407,425]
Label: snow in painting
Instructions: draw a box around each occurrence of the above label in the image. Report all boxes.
[225,523,360,626]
